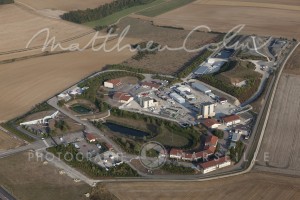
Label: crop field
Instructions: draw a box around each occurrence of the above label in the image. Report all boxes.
[153,0,300,39]
[17,0,113,11]
[284,46,300,75]
[0,4,138,122]
[0,4,96,53]
[118,17,219,75]
[0,152,90,200]
[0,130,24,151]
[137,0,195,17]
[256,73,300,176]
[104,172,300,200]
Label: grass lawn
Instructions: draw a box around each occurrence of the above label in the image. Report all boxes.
[84,0,165,27]
[107,115,189,147]
[216,61,261,84]
[138,0,195,17]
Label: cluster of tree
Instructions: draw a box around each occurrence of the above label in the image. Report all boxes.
[131,41,160,60]
[212,129,224,139]
[198,75,260,103]
[113,137,141,155]
[151,74,181,86]
[161,163,195,174]
[61,0,156,24]
[237,53,268,62]
[177,50,212,78]
[94,24,118,33]
[229,141,244,163]
[110,108,200,149]
[78,71,144,102]
[95,98,110,112]
[47,144,139,177]
[15,102,52,123]
[105,64,155,74]
[54,119,70,132]
[0,0,14,5]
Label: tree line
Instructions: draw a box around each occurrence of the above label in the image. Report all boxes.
[0,0,14,5]
[61,0,156,24]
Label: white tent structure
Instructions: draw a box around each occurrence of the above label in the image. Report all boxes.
[20,111,59,126]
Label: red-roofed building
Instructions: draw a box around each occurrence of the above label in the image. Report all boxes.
[205,135,218,147]
[104,79,122,89]
[169,148,183,159]
[202,118,221,129]
[221,114,241,126]
[141,81,160,90]
[199,157,231,174]
[113,92,133,104]
[85,133,98,143]
[182,153,195,161]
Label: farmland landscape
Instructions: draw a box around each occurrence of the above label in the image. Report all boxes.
[256,46,300,176]
[0,0,300,200]
[153,0,300,39]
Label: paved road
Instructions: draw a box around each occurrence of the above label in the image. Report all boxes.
[0,186,16,200]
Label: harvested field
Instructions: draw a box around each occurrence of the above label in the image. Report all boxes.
[0,4,95,53]
[0,130,24,151]
[17,0,113,11]
[0,152,90,200]
[118,17,220,74]
[104,172,300,200]
[284,46,300,75]
[256,73,300,176]
[153,0,300,39]
[0,36,138,122]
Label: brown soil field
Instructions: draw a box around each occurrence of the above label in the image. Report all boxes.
[0,152,90,200]
[104,172,300,200]
[0,5,139,122]
[0,36,138,122]
[284,46,300,75]
[17,0,113,11]
[0,4,96,53]
[256,73,300,176]
[118,17,220,75]
[221,0,300,6]
[0,130,24,151]
[153,0,300,39]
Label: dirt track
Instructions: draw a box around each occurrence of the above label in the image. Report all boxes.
[105,172,300,200]
[153,0,300,39]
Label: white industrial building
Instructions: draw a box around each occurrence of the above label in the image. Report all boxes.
[57,93,71,102]
[104,79,122,89]
[139,96,158,108]
[191,82,211,94]
[201,102,215,118]
[170,92,185,104]
[20,111,59,126]
[175,86,191,93]
[194,58,226,76]
[199,157,231,174]
[221,115,241,126]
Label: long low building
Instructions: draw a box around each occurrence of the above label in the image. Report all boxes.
[191,82,211,94]
[199,156,231,174]
[169,92,185,104]
[221,114,241,126]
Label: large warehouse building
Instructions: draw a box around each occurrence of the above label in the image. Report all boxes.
[170,92,185,104]
[191,82,211,94]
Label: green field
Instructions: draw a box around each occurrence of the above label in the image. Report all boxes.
[84,0,165,27]
[138,0,195,17]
